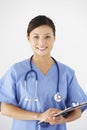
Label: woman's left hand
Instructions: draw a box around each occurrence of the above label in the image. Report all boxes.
[49,115,66,125]
[49,108,82,125]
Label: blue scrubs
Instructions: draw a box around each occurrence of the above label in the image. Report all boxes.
[0,58,87,130]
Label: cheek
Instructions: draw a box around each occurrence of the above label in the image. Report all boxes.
[30,41,37,49]
[49,41,54,47]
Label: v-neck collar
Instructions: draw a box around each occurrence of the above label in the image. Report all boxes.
[32,61,56,78]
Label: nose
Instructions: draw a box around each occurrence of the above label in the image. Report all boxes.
[38,38,46,46]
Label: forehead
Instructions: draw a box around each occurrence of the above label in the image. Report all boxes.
[30,25,54,35]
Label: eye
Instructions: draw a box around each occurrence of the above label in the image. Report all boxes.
[33,36,39,39]
[45,35,51,39]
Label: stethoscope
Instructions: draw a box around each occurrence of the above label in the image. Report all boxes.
[24,55,62,127]
[24,55,62,103]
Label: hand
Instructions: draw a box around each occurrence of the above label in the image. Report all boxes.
[39,108,63,124]
[49,115,66,125]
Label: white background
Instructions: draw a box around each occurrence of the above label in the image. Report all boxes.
[0,0,87,129]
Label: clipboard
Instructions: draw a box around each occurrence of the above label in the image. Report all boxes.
[38,102,87,125]
[54,102,87,117]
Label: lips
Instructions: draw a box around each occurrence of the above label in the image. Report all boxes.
[37,47,47,51]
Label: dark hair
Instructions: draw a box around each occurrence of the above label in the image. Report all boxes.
[27,15,56,36]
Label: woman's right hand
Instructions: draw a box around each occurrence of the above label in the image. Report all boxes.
[39,108,62,124]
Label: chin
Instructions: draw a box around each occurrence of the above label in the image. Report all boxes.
[35,52,50,57]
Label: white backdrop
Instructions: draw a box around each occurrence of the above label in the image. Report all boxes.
[0,0,87,130]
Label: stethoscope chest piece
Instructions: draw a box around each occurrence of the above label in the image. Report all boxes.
[54,92,62,102]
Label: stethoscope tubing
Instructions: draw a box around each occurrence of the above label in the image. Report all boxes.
[26,56,60,91]
[51,57,60,89]
[25,70,38,81]
[24,55,61,127]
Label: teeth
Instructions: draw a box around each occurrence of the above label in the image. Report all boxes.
[39,47,45,49]
[37,47,47,50]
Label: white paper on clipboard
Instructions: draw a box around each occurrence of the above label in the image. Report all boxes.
[54,102,87,117]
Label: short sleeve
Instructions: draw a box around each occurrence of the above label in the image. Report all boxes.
[67,72,87,112]
[0,67,18,108]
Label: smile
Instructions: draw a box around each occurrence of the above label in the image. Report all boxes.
[37,47,47,51]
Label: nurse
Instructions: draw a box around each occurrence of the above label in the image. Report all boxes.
[0,15,87,130]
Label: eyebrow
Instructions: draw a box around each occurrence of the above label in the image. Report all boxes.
[31,33,52,36]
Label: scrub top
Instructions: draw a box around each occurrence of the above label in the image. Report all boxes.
[0,58,87,130]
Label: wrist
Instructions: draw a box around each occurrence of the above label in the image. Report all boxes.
[36,113,42,121]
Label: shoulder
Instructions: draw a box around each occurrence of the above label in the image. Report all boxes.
[56,60,75,78]
[12,59,30,71]
[0,58,31,81]
[57,61,74,71]
[10,58,31,77]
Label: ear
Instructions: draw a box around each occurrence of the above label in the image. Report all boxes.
[27,34,29,41]
[54,35,56,41]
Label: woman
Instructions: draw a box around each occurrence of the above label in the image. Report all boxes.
[0,15,87,130]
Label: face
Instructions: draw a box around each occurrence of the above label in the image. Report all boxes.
[27,25,55,56]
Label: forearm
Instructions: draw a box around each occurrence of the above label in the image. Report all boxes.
[1,103,41,120]
[65,108,82,123]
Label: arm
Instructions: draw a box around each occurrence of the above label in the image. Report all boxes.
[65,108,82,122]
[1,103,81,124]
[1,103,40,120]
[1,103,61,122]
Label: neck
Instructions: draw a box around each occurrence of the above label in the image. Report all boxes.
[31,54,55,75]
[32,54,54,65]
